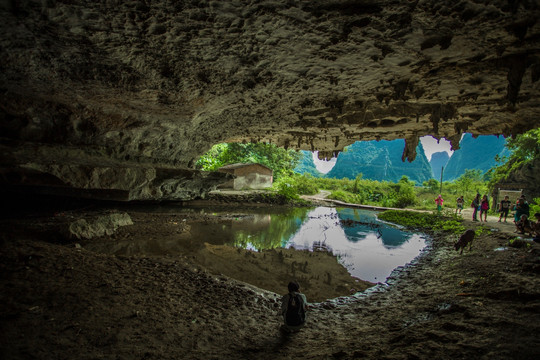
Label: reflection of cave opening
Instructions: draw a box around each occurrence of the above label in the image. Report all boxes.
[83,206,427,285]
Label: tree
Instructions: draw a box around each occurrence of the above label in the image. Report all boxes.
[488,128,540,190]
[423,179,439,192]
[352,173,363,193]
[195,142,302,180]
[505,128,540,161]
[399,175,410,183]
[455,169,484,194]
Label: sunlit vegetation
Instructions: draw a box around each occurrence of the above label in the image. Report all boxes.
[487,128,540,190]
[272,171,489,210]
[198,133,538,211]
[195,142,301,181]
[377,210,466,235]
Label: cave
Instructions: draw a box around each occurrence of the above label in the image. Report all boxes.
[1,1,540,359]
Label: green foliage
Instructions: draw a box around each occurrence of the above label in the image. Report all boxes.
[377,210,438,229]
[329,190,362,204]
[195,143,228,171]
[455,169,485,194]
[530,198,540,215]
[273,175,300,201]
[433,219,466,234]
[488,128,540,190]
[266,171,494,209]
[474,226,491,237]
[387,180,417,208]
[423,178,440,192]
[378,210,466,235]
[505,128,540,161]
[293,174,319,195]
[272,173,319,200]
[196,142,302,180]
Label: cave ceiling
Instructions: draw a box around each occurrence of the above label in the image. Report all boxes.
[1,0,539,200]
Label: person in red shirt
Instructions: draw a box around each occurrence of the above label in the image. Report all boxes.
[435,194,444,212]
[480,195,490,222]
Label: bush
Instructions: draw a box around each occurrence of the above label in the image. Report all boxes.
[294,175,319,195]
[273,177,299,201]
[329,190,359,204]
[530,198,540,216]
[378,210,465,234]
[390,183,417,208]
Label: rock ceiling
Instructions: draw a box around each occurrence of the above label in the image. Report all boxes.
[1,0,539,200]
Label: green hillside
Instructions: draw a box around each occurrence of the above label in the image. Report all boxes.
[430,151,450,180]
[294,150,324,177]
[443,134,509,181]
[323,140,433,184]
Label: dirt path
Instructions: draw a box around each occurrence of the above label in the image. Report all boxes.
[304,190,524,235]
[1,197,539,359]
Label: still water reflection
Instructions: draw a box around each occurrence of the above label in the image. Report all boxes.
[85,206,426,284]
[190,206,427,283]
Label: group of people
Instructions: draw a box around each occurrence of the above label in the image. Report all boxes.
[510,195,540,241]
[469,193,491,222]
[436,193,540,242]
[436,193,491,222]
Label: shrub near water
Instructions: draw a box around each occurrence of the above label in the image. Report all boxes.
[378,210,465,235]
[273,174,319,201]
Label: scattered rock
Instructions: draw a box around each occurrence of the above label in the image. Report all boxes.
[66,212,133,240]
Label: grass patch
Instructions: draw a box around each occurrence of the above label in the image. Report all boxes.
[378,210,466,235]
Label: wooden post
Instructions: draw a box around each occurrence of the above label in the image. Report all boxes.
[439,166,444,194]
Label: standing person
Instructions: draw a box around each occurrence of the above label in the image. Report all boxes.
[480,195,490,222]
[456,196,464,214]
[498,195,511,222]
[435,194,444,212]
[471,193,481,221]
[514,197,530,223]
[280,281,308,333]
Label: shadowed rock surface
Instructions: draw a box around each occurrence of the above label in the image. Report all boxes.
[1,0,539,198]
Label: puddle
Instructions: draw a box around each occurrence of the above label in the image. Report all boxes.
[277,207,427,283]
[86,206,427,285]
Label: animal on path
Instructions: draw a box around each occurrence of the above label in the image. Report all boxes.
[454,229,476,255]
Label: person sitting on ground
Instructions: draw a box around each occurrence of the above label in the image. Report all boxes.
[456,195,464,214]
[498,195,511,222]
[480,195,490,222]
[532,212,540,243]
[515,214,533,236]
[280,281,308,333]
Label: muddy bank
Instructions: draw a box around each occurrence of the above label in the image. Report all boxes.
[76,209,373,302]
[1,199,540,359]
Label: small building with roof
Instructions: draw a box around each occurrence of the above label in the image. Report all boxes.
[217,163,273,190]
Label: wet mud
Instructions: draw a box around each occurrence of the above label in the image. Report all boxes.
[1,197,540,359]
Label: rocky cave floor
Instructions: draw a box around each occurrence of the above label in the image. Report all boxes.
[1,194,540,360]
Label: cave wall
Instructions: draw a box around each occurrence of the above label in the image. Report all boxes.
[1,0,539,200]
